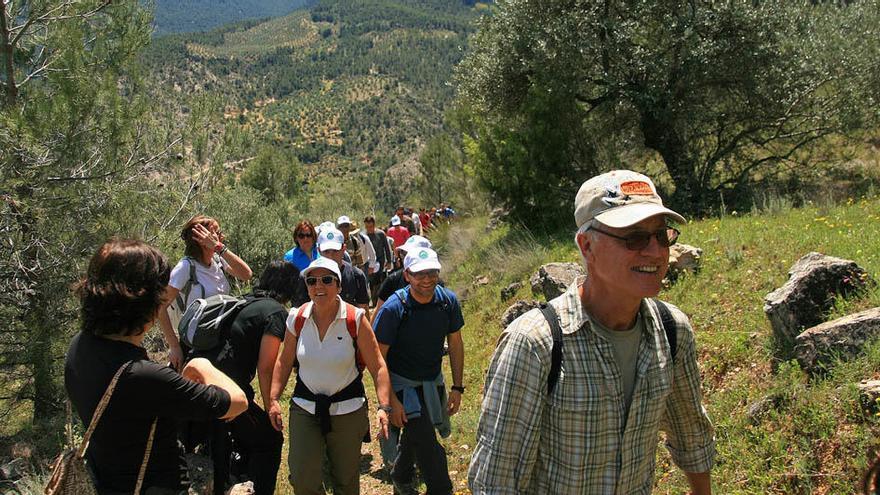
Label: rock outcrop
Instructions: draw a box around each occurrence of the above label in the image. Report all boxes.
[530,263,585,300]
[501,300,541,328]
[793,307,880,373]
[500,281,523,302]
[763,252,872,346]
[667,243,703,281]
[858,379,880,415]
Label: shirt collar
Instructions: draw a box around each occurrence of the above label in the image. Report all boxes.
[561,276,660,338]
[302,296,346,321]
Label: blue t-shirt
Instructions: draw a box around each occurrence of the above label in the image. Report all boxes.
[374,286,464,380]
[283,246,319,271]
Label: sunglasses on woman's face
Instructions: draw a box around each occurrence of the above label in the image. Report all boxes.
[297,232,314,239]
[305,275,337,286]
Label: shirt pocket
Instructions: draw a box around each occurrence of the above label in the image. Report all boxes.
[543,367,615,473]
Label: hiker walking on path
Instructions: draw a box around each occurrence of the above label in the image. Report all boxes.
[158,215,253,371]
[284,220,320,271]
[468,170,715,495]
[192,260,302,495]
[373,247,465,495]
[268,257,392,495]
[317,227,371,321]
[364,215,393,306]
[65,239,247,495]
[371,235,433,321]
[386,216,410,262]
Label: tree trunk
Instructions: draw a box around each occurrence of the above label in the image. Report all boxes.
[639,111,709,215]
[0,2,18,106]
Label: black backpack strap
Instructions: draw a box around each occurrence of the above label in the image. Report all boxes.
[652,299,677,363]
[539,303,564,395]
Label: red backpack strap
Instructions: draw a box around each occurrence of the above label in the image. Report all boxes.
[293,303,310,338]
[344,303,365,372]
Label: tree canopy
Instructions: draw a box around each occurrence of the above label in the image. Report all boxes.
[457,0,880,217]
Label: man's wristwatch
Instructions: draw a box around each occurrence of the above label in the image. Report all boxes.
[451,385,465,394]
[377,404,393,413]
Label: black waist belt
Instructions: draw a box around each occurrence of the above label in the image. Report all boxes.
[293,374,365,435]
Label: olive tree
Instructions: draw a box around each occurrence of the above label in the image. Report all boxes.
[457,0,880,214]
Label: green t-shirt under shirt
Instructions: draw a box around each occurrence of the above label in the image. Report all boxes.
[589,314,644,421]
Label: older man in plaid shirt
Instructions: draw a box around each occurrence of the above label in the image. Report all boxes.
[468,170,715,494]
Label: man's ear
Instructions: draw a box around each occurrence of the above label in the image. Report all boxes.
[403,270,411,283]
[576,232,591,256]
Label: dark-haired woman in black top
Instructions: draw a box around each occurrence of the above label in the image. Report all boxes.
[64,238,247,494]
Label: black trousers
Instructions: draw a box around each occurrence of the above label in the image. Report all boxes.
[391,390,453,495]
[212,400,283,495]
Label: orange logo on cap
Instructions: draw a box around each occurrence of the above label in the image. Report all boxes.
[620,181,654,196]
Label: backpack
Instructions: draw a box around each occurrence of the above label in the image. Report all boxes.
[166,256,204,329]
[292,301,364,372]
[541,299,678,395]
[44,363,157,495]
[391,286,451,324]
[177,294,252,352]
[346,234,365,267]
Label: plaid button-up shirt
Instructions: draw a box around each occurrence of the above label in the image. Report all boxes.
[468,280,715,494]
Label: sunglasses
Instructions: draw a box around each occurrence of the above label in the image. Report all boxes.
[305,275,337,286]
[296,232,314,239]
[408,269,440,280]
[588,226,680,251]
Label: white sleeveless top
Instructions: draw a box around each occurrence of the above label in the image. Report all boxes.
[285,297,366,415]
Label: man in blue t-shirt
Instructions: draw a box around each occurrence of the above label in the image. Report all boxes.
[373,247,464,495]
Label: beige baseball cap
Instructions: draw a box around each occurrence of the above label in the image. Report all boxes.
[574,170,685,229]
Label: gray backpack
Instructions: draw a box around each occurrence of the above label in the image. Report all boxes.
[177,294,250,352]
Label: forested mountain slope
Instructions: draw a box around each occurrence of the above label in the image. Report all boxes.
[143,0,485,203]
[150,0,314,35]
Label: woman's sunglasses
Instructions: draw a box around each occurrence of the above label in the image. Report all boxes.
[305,275,337,286]
[297,232,314,239]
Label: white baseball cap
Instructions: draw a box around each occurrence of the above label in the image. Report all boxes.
[404,247,441,273]
[318,228,344,252]
[390,215,401,226]
[316,221,335,236]
[336,215,352,227]
[301,256,342,280]
[574,170,685,229]
[399,235,432,253]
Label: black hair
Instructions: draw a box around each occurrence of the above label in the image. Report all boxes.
[77,239,170,337]
[254,260,300,305]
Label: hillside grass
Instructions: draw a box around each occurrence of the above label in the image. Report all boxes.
[422,198,880,494]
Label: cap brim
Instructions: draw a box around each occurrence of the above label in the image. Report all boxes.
[594,203,686,228]
[301,265,341,279]
[319,241,343,251]
[407,260,441,272]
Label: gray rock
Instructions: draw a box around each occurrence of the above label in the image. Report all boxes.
[667,243,703,281]
[486,208,509,231]
[746,394,785,425]
[500,281,523,302]
[763,252,872,346]
[794,307,880,374]
[530,262,585,300]
[501,300,541,328]
[858,380,880,414]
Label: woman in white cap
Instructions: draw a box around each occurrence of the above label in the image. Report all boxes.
[268,257,392,495]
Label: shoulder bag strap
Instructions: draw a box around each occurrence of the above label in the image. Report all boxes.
[76,361,132,458]
[539,303,564,396]
[133,419,158,495]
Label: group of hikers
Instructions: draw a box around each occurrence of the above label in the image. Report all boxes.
[63,171,724,495]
